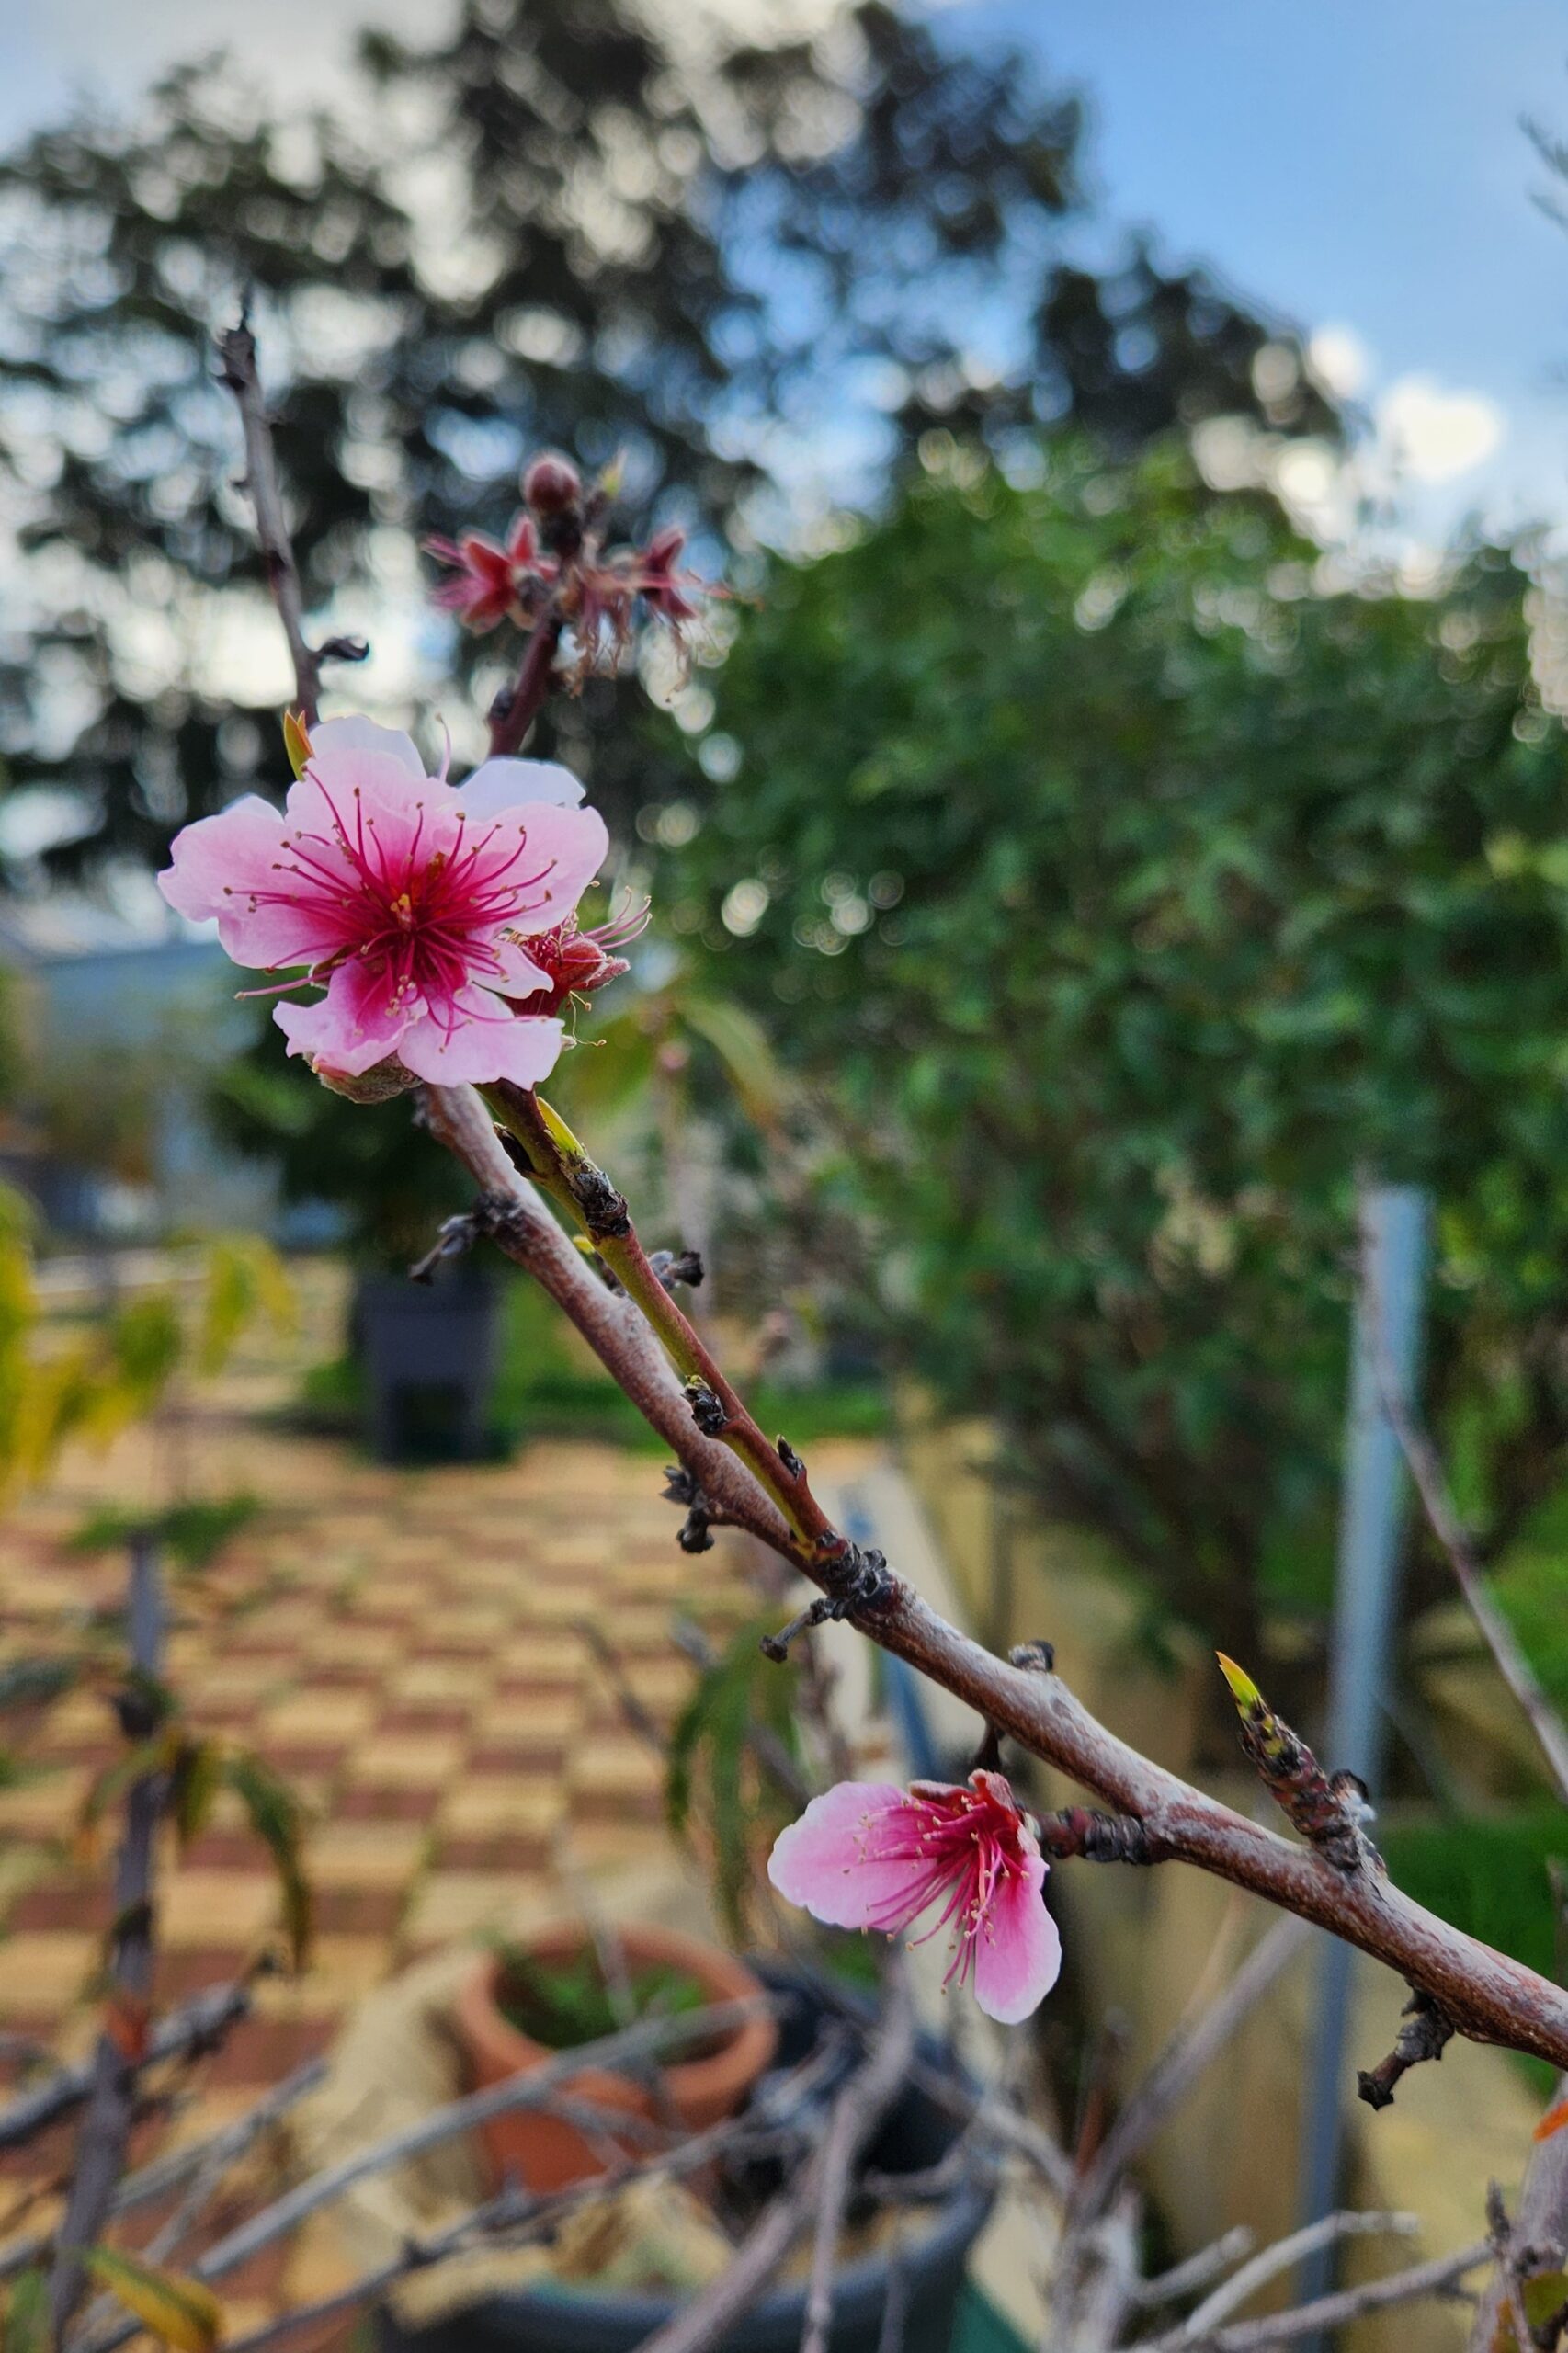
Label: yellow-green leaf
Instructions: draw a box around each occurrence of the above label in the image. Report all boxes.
[1215,1652,1263,1714]
[281,709,312,779]
[4,2266,50,2353]
[82,2248,223,2351]
[1523,2268,1568,2330]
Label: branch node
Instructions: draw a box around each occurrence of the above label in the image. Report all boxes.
[1217,1655,1380,1872]
[1036,1807,1162,1865]
[1356,1986,1456,2111]
[685,1378,729,1438]
[1009,1640,1056,1674]
[649,1247,704,1292]
[777,1436,805,1479]
[408,1211,480,1285]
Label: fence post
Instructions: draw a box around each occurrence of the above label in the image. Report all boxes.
[1297,1182,1430,2325]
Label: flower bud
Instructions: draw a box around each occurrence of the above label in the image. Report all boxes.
[523,452,583,518]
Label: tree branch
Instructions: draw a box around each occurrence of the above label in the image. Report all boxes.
[418,1082,1568,2075]
[214,321,335,726]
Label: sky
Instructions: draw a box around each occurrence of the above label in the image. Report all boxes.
[1,0,1566,549]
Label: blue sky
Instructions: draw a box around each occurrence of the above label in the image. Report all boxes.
[975,0,1568,540]
[4,0,1567,541]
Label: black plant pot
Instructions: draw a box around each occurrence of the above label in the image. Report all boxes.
[375,1964,997,2353]
[354,1270,501,1463]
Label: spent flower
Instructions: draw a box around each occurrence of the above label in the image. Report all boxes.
[768,1770,1061,2024]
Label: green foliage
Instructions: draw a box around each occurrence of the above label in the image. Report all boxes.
[0,0,1332,888]
[67,1495,261,1574]
[492,1949,708,2050]
[664,438,1568,1650]
[222,1746,312,1969]
[666,1614,805,1939]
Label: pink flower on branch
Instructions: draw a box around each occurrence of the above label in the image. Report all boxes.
[768,1771,1062,2024]
[157,716,608,1088]
[509,899,651,1020]
[425,515,558,633]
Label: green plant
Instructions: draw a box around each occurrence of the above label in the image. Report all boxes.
[67,1495,261,1574]
[491,1948,708,2051]
[662,437,1568,1660]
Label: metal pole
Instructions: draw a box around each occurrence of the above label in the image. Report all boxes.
[1297,1183,1429,2326]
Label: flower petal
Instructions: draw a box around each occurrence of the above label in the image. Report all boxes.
[971,1853,1061,2024]
[768,1782,931,1931]
[274,958,411,1077]
[471,802,609,935]
[307,717,425,777]
[393,995,566,1087]
[459,757,585,816]
[159,797,350,970]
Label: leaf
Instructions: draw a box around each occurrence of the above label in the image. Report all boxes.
[281,709,312,779]
[170,1738,222,1851]
[1533,2097,1568,2142]
[3,2267,50,2353]
[82,2249,223,2351]
[74,1738,175,1865]
[1522,2268,1568,2330]
[1215,1652,1263,1715]
[198,1237,295,1380]
[223,1750,312,1968]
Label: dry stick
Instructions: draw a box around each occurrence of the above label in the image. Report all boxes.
[801,1973,915,2353]
[1129,2231,1256,2313]
[0,1978,254,2156]
[213,2099,794,2353]
[1364,1304,1568,1808]
[0,2057,324,2290]
[1151,2237,1489,2352]
[49,1539,167,2344]
[418,1084,1568,2075]
[636,1979,916,2353]
[214,323,326,726]
[1071,1915,1312,2225]
[1156,2210,1418,2346]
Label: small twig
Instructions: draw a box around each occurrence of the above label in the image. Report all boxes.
[1072,1915,1312,2225]
[638,1976,915,2353]
[801,1972,915,2353]
[1129,2229,1256,2311]
[1141,2237,1489,2350]
[1365,1306,1568,1809]
[0,1977,254,2155]
[487,608,564,756]
[1160,2210,1418,2344]
[215,318,329,725]
[1356,1984,1455,2111]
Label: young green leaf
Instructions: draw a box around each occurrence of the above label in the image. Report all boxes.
[82,2248,223,2351]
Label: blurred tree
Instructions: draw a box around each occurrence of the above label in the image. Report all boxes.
[0,0,1331,884]
[659,438,1568,1662]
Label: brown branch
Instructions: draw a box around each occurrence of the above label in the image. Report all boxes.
[50,1539,167,2343]
[1366,1307,1568,1808]
[1467,2088,1568,2353]
[0,1977,253,2156]
[215,321,330,726]
[419,1082,1568,2075]
[1356,1984,1456,2111]
[487,608,565,756]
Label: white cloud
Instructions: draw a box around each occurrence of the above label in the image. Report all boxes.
[1375,375,1505,483]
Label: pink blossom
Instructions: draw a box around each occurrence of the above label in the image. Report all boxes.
[767,1771,1061,2025]
[425,515,557,632]
[508,899,650,1020]
[157,716,608,1088]
[635,526,702,629]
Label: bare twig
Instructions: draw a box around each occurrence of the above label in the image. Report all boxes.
[1129,2230,1256,2312]
[1365,1302,1568,1808]
[1072,1916,1312,2224]
[487,608,564,756]
[215,320,334,725]
[637,1976,916,2353]
[0,1978,254,2158]
[1144,2237,1489,2350]
[415,1081,1568,2075]
[1467,2087,1568,2353]
[50,1539,166,2341]
[1155,2210,1418,2345]
[801,1972,916,2353]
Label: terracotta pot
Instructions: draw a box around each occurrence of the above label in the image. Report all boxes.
[451,1922,778,2193]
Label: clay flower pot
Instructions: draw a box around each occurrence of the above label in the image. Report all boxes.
[451,1922,778,2193]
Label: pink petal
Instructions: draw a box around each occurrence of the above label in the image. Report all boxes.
[307,718,425,778]
[393,995,566,1086]
[488,934,552,995]
[274,960,411,1077]
[970,1851,1061,2024]
[459,757,585,816]
[472,802,608,935]
[159,797,348,970]
[768,1781,931,1931]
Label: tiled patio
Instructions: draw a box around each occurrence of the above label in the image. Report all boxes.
[0,1271,824,2318]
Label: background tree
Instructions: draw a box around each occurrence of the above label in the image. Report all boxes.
[657,436,1568,1677]
[0,0,1331,886]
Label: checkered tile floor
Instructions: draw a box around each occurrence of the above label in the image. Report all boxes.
[0,1272,830,2321]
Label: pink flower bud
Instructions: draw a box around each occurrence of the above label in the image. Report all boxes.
[523,452,584,518]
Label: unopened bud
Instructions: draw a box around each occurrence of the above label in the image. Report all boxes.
[523,452,583,517]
